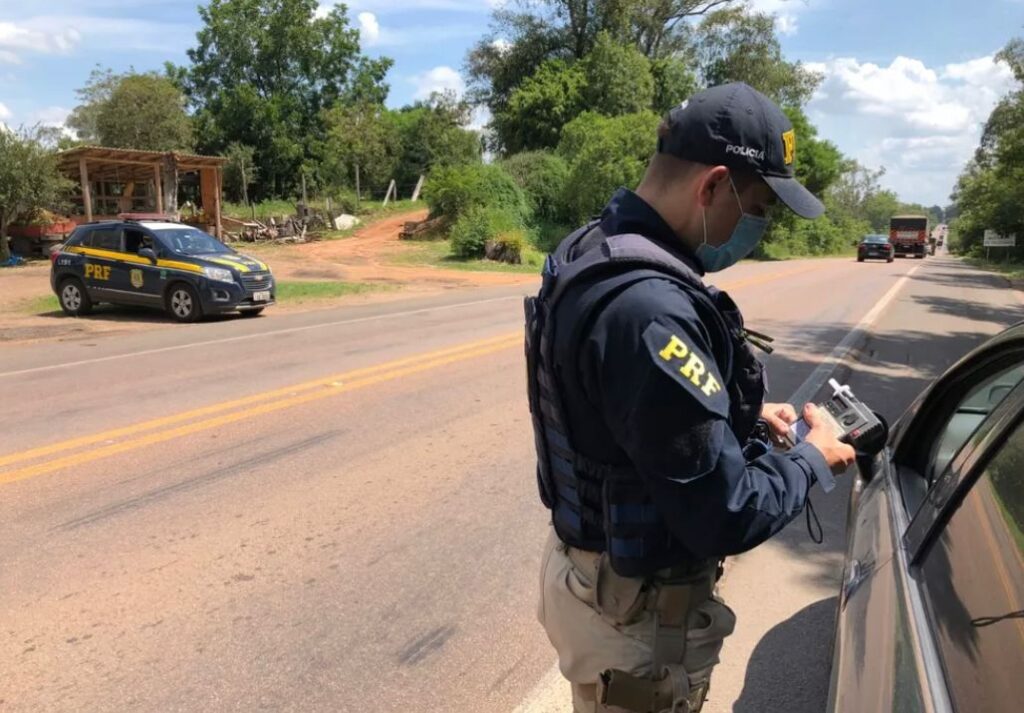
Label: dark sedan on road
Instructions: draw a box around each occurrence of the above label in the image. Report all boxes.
[857,234,894,263]
[828,323,1024,712]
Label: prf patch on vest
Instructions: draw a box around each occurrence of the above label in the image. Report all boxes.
[642,321,728,417]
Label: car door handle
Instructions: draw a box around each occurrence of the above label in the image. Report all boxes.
[843,558,872,607]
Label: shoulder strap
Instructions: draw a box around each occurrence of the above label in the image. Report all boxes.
[547,227,734,384]
[547,230,707,309]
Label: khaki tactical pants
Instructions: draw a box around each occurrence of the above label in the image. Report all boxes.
[537,529,736,713]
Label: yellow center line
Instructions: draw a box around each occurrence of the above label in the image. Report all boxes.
[0,259,836,485]
[715,262,834,292]
[0,336,522,485]
[0,332,521,470]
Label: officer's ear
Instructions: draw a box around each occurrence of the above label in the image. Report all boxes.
[696,165,731,209]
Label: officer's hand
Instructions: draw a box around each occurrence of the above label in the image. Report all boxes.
[803,403,856,474]
[761,402,798,443]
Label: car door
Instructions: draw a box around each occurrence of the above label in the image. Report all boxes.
[829,326,1024,712]
[80,226,124,299]
[121,227,165,307]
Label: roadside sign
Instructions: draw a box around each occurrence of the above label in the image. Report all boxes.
[984,230,1016,247]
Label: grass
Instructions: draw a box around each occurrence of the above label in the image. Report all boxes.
[20,294,60,314]
[964,256,1024,283]
[223,198,425,224]
[389,238,544,274]
[274,280,388,303]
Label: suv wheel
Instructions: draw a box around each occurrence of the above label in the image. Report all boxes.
[59,278,93,316]
[166,283,203,323]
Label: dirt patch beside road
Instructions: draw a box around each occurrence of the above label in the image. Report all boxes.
[0,209,537,346]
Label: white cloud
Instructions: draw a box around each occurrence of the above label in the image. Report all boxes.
[775,14,799,36]
[410,65,466,100]
[750,0,816,36]
[29,105,70,128]
[808,53,1019,204]
[0,21,80,62]
[358,12,380,45]
[0,102,11,120]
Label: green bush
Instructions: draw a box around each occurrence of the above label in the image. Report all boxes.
[558,111,661,224]
[450,206,525,258]
[423,163,528,224]
[500,151,571,225]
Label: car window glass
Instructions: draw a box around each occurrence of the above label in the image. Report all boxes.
[124,230,153,254]
[926,364,1024,486]
[919,418,1024,713]
[91,229,123,252]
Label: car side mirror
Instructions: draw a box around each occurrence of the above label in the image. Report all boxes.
[138,247,157,264]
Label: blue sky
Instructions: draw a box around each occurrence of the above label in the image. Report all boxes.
[0,0,1021,205]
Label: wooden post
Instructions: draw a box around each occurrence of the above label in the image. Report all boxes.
[355,163,361,208]
[154,164,164,215]
[382,179,396,207]
[411,174,425,202]
[240,160,249,208]
[79,158,93,223]
[214,167,223,240]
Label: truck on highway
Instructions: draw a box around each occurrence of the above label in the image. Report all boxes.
[889,215,929,258]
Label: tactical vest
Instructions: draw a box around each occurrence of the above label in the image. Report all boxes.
[524,224,768,577]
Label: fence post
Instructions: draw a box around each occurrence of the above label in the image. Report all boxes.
[411,174,425,202]
[382,179,397,207]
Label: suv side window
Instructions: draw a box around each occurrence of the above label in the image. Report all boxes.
[900,362,1024,516]
[124,229,154,254]
[918,417,1024,713]
[926,364,1024,485]
[91,228,123,252]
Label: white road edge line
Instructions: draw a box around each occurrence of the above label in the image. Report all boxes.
[0,294,523,379]
[511,263,922,713]
[787,263,922,408]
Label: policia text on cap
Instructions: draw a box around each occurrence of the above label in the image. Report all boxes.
[525,82,856,713]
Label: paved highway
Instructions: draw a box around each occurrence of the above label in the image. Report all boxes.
[2,254,1023,712]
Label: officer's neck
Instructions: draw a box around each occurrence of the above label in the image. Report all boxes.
[634,180,703,255]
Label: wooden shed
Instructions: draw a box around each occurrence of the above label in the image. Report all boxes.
[57,146,229,238]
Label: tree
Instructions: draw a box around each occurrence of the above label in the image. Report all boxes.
[651,57,699,113]
[388,92,481,190]
[175,0,392,199]
[0,127,74,261]
[67,69,193,150]
[323,102,401,198]
[467,0,737,126]
[493,59,587,153]
[66,66,122,143]
[696,6,821,107]
[223,143,257,204]
[784,107,844,196]
[93,74,193,151]
[581,33,655,117]
[557,110,661,223]
[947,37,1024,258]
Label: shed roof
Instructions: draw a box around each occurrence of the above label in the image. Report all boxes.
[58,146,227,182]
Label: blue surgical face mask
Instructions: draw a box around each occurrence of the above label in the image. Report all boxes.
[695,175,770,273]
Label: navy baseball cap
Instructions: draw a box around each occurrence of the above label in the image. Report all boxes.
[657,82,825,219]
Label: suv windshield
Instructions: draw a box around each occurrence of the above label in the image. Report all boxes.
[153,228,231,256]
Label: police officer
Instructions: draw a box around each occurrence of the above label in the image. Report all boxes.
[524,82,856,713]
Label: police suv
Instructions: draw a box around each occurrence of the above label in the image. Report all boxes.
[51,220,275,322]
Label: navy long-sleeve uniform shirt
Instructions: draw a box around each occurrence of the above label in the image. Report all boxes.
[552,189,834,559]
